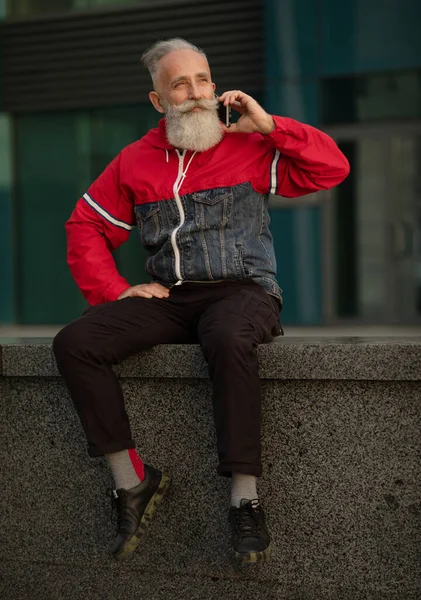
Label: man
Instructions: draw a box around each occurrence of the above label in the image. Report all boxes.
[53,38,349,564]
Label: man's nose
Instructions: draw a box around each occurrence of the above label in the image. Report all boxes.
[188,83,201,99]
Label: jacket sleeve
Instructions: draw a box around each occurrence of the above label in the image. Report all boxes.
[66,152,135,306]
[251,115,350,197]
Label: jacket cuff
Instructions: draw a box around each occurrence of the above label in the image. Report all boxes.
[102,279,131,303]
[265,112,285,130]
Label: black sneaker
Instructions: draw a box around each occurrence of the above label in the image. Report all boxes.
[229,498,271,563]
[106,464,170,561]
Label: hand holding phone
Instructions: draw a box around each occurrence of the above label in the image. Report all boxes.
[218,101,232,127]
[217,90,275,135]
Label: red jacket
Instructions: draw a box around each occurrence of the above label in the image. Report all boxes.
[66,115,349,305]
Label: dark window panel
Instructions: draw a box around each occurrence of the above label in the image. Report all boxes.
[321,70,421,125]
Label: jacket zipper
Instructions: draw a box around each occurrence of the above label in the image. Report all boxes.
[171,148,196,284]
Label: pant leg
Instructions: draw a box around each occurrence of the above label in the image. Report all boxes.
[197,282,281,477]
[53,296,195,457]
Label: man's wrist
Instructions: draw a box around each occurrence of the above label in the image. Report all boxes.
[260,115,276,135]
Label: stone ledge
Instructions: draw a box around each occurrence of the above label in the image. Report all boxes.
[0,337,420,380]
[2,377,420,599]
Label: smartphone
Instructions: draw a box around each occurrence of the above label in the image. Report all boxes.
[218,101,231,127]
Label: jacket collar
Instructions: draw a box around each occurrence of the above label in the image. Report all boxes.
[142,118,226,165]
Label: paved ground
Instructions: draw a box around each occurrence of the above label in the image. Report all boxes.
[0,324,420,339]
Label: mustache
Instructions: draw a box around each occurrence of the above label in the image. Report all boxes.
[169,96,219,114]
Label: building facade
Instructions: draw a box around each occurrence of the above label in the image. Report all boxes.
[1,0,420,325]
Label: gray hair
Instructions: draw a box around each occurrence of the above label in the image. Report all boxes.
[141,38,207,86]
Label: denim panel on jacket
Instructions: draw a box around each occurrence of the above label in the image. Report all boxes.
[135,181,283,301]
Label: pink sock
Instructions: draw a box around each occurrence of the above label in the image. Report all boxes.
[128,448,145,482]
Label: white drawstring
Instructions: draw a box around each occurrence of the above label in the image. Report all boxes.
[176,151,196,193]
[176,151,196,192]
[165,149,169,163]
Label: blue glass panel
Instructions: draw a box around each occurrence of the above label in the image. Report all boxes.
[0,114,14,323]
[15,104,159,324]
[270,206,322,326]
[270,208,298,324]
[265,81,319,125]
[264,0,319,79]
[16,112,88,324]
[321,0,421,75]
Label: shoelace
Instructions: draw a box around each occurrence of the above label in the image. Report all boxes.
[106,488,127,528]
[233,499,261,538]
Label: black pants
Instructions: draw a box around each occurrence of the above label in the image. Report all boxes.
[53,279,282,477]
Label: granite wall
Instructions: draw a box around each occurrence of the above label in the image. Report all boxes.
[1,338,420,600]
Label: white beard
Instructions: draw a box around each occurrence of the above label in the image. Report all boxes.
[162,96,223,152]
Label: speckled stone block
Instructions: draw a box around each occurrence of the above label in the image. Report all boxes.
[3,561,420,600]
[1,339,421,599]
[1,337,420,379]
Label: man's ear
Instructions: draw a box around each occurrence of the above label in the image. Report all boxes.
[212,82,216,92]
[149,91,165,114]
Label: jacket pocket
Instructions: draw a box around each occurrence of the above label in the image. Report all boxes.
[135,203,161,246]
[192,187,233,230]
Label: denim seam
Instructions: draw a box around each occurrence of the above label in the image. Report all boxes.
[199,230,213,279]
[258,197,273,264]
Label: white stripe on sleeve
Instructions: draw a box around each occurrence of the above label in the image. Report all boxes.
[270,150,281,195]
[83,193,134,231]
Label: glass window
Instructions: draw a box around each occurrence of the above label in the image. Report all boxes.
[14,104,159,324]
[321,70,421,125]
[0,114,14,323]
[327,131,421,323]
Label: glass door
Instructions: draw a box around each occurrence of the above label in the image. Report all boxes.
[389,132,421,321]
[321,122,421,324]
